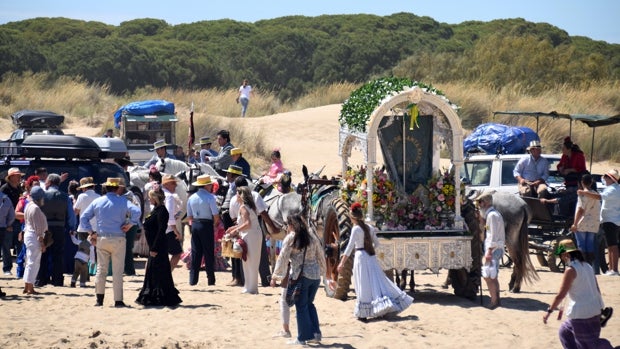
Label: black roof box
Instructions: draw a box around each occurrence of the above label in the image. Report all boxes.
[20,135,100,159]
[11,110,64,128]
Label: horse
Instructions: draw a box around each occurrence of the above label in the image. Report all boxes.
[466,190,539,293]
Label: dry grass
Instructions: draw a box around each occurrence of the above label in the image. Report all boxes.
[1,74,619,163]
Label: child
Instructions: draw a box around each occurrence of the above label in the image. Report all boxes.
[70,232,93,287]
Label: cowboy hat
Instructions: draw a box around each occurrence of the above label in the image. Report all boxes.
[77,177,95,189]
[527,140,543,150]
[554,239,578,256]
[223,165,243,176]
[604,169,619,183]
[151,139,170,151]
[161,174,178,185]
[4,167,24,181]
[199,137,212,145]
[101,177,122,187]
[230,148,242,156]
[191,174,213,187]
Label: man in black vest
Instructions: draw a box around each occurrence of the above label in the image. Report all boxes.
[36,173,77,287]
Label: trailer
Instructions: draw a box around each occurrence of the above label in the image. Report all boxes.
[115,100,177,165]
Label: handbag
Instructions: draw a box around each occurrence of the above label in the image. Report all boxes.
[221,235,242,258]
[42,230,54,248]
[285,247,307,307]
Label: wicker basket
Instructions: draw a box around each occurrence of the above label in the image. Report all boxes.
[221,237,242,258]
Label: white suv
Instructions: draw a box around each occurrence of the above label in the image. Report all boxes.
[460,153,563,195]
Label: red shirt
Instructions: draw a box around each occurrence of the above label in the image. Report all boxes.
[557,151,586,185]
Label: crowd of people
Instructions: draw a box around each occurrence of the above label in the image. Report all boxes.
[2,130,617,347]
[512,138,619,348]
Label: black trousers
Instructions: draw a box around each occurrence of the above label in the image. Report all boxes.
[258,228,271,286]
[37,226,65,286]
[189,219,215,285]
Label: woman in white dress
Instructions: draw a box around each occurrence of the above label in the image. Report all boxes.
[337,202,413,321]
[22,186,48,295]
[227,186,261,294]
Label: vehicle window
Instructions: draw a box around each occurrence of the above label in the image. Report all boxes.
[501,160,518,186]
[463,161,492,186]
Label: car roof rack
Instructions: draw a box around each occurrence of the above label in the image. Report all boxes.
[0,135,127,161]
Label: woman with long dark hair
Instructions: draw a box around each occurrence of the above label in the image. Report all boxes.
[338,202,413,322]
[135,187,182,307]
[271,214,326,345]
[543,239,613,348]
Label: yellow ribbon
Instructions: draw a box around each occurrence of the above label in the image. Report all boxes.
[408,103,419,130]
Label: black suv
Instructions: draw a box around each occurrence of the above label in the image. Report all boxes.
[0,134,142,205]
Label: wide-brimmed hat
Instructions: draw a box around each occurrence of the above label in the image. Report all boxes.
[101,177,122,187]
[527,140,543,150]
[77,177,95,189]
[604,169,619,183]
[230,148,242,156]
[114,156,134,167]
[191,174,213,187]
[199,137,212,145]
[554,239,578,256]
[161,174,178,185]
[223,165,243,176]
[151,139,169,151]
[5,167,24,181]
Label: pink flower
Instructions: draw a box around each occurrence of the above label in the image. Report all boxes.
[437,193,445,202]
[435,206,442,212]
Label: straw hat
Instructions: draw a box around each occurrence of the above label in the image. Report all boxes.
[151,139,169,151]
[199,137,212,145]
[5,167,24,181]
[604,169,619,183]
[554,239,578,256]
[230,148,242,156]
[527,140,543,150]
[191,174,213,187]
[161,174,178,185]
[77,177,95,189]
[101,177,122,187]
[223,165,243,176]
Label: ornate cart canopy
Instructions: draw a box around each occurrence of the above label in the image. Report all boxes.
[338,78,464,228]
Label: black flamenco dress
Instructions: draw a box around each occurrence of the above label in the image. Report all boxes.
[136,205,182,307]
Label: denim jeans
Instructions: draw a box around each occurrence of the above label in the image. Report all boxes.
[294,276,321,342]
[239,97,249,117]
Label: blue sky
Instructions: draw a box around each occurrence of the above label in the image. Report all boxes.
[1,0,619,44]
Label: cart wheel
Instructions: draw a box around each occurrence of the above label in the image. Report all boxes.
[536,253,549,267]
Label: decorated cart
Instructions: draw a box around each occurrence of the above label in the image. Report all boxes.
[337,78,480,298]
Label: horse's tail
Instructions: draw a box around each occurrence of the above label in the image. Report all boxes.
[511,207,539,285]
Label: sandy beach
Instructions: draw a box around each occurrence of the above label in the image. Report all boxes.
[1,105,619,348]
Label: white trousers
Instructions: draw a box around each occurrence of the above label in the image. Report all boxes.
[23,231,42,284]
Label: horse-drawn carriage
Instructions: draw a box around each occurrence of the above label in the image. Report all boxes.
[316,78,479,299]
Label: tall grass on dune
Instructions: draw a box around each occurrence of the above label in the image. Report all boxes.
[1,73,619,163]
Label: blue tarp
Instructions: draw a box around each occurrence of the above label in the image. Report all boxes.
[463,123,539,155]
[113,100,175,129]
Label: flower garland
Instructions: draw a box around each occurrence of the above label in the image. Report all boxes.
[340,166,464,230]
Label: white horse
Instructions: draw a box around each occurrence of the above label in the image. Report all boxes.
[129,158,191,256]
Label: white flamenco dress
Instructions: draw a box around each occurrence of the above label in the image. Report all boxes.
[344,224,414,319]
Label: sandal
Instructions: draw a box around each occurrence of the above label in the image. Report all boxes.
[273,330,292,338]
[600,307,613,327]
